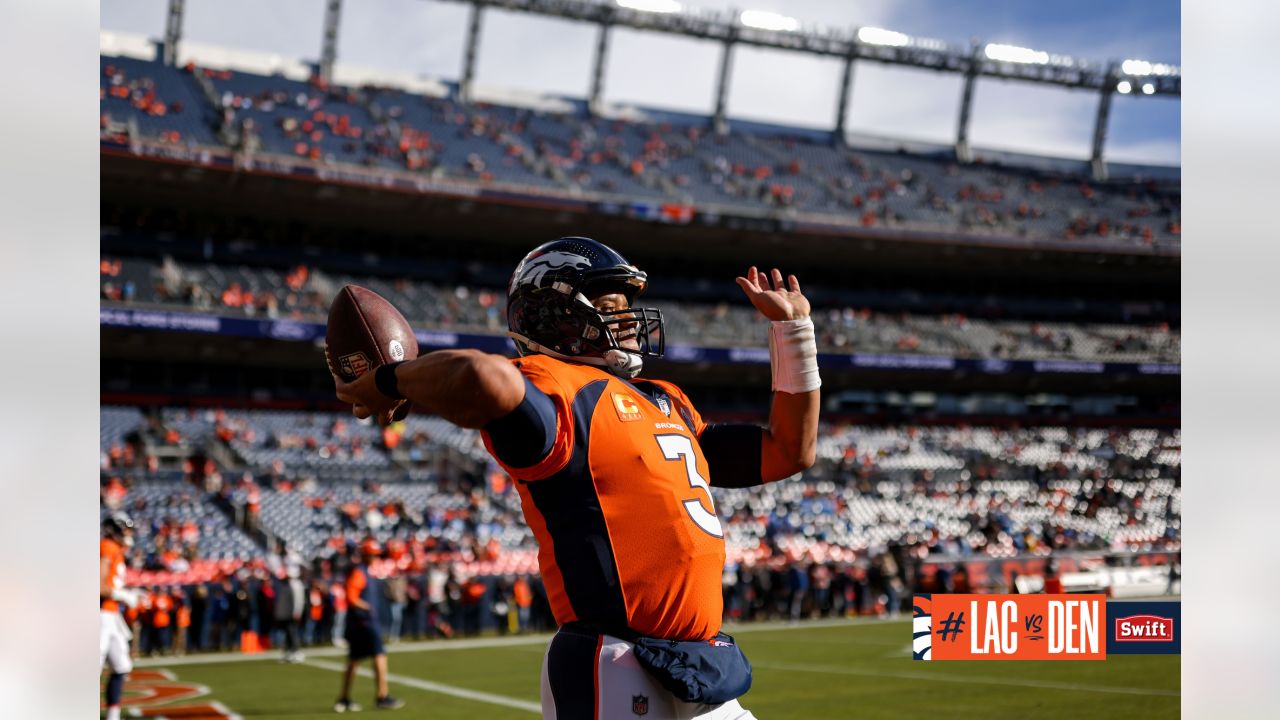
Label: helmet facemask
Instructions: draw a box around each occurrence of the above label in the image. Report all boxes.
[507,237,666,378]
[581,296,665,378]
[511,290,664,378]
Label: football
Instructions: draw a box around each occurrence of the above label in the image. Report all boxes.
[325,284,419,382]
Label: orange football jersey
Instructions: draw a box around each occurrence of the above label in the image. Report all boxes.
[481,354,725,641]
[100,538,126,612]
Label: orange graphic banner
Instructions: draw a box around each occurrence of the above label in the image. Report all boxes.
[914,594,1107,660]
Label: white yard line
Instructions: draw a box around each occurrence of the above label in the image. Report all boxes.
[303,658,541,714]
[753,660,1180,697]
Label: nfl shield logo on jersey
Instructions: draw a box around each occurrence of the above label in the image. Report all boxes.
[631,694,649,716]
[656,395,671,416]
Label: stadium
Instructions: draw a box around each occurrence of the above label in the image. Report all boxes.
[99,1,1179,718]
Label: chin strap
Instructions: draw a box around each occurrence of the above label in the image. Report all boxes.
[507,332,643,379]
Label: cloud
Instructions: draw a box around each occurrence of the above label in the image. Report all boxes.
[968,80,1099,159]
[474,8,597,97]
[605,29,723,114]
[1106,138,1180,166]
[846,64,966,145]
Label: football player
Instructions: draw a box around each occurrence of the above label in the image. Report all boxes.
[101,513,140,720]
[334,540,405,712]
[334,237,820,719]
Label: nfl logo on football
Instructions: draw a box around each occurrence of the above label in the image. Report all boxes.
[339,352,370,378]
[632,694,649,716]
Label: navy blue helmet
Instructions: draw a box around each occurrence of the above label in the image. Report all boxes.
[507,237,664,378]
[102,511,135,544]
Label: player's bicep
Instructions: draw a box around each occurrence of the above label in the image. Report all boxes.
[699,423,764,488]
[481,378,558,469]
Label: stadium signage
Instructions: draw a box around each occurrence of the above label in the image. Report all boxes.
[100,306,1179,376]
[851,353,956,370]
[1032,360,1105,374]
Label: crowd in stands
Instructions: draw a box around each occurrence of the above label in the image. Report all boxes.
[106,406,1180,563]
[102,404,1179,654]
[100,53,1179,247]
[101,255,1180,363]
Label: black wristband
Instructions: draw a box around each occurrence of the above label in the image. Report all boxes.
[374,362,406,400]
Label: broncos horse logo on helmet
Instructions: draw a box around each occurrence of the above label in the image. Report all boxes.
[507,237,664,378]
[511,250,592,293]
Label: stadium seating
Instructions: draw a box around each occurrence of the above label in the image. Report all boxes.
[101,405,145,452]
[102,254,1181,363]
[105,407,1180,565]
[100,53,1180,248]
[102,480,263,563]
[100,56,219,146]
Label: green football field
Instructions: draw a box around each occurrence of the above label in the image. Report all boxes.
[125,617,1179,719]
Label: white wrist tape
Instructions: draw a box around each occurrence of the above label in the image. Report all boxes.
[768,318,821,393]
[111,588,140,609]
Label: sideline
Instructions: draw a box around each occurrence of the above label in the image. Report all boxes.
[134,616,904,668]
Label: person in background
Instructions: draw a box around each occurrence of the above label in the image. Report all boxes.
[512,575,533,634]
[189,585,208,653]
[101,513,140,720]
[384,572,408,643]
[331,578,348,647]
[209,580,232,652]
[334,540,404,712]
[305,580,327,647]
[173,587,190,656]
[275,564,307,663]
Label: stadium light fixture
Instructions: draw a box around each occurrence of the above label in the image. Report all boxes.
[984,43,1049,65]
[1121,58,1152,75]
[616,0,683,13]
[857,27,910,47]
[1121,59,1179,77]
[1116,80,1132,94]
[739,9,800,32]
[1142,82,1155,95]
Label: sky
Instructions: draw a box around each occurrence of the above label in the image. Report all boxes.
[101,0,1180,165]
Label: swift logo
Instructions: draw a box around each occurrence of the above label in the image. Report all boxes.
[1115,614,1174,642]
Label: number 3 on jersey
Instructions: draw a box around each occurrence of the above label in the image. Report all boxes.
[654,434,724,538]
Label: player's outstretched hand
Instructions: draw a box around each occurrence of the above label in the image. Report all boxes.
[333,369,408,427]
[734,266,811,321]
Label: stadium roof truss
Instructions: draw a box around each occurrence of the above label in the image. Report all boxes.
[155,0,1180,180]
